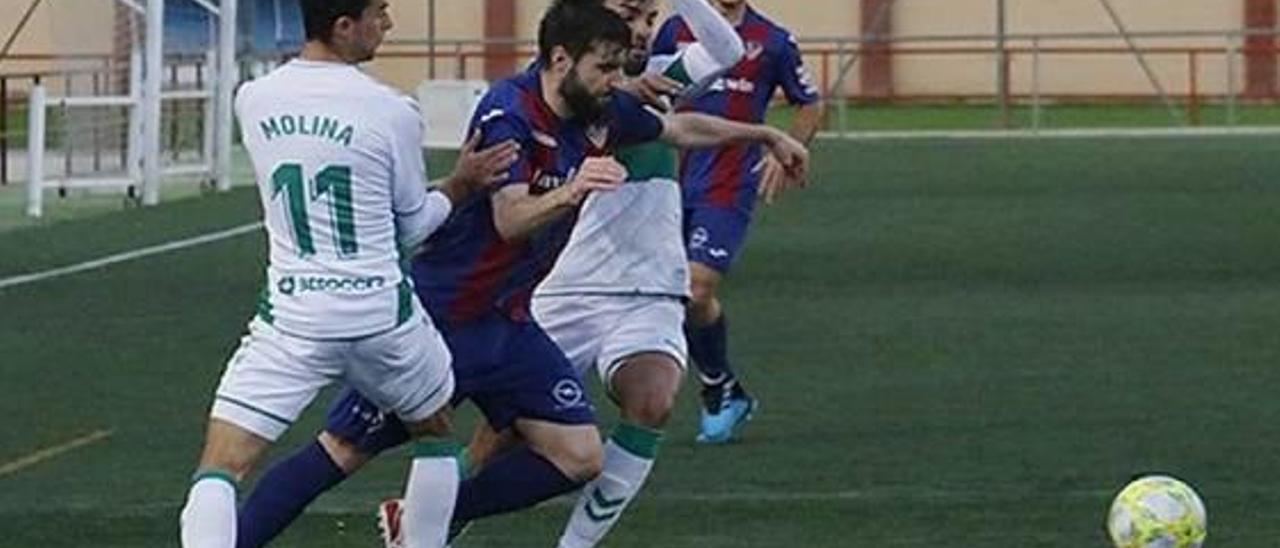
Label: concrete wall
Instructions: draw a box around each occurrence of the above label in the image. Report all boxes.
[893,0,1243,97]
[367,0,859,94]
[0,0,1255,97]
[0,1,116,74]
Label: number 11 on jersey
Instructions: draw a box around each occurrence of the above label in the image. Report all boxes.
[272,163,357,258]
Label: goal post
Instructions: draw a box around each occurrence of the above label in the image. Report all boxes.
[23,0,237,218]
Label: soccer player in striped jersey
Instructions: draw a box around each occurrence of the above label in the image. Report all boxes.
[179,1,518,547]
[654,0,824,444]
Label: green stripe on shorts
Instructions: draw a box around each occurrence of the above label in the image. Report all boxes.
[215,394,292,427]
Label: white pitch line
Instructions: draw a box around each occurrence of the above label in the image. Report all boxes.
[0,429,114,478]
[0,222,263,291]
[817,126,1280,141]
[1,486,1128,517]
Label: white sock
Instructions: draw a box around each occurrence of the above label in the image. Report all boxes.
[402,442,461,548]
[558,424,660,548]
[179,472,238,548]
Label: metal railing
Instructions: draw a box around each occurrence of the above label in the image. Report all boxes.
[9,28,1278,185]
[0,54,222,188]
[382,31,1279,132]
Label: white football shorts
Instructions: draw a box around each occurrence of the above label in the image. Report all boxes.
[210,310,454,441]
[532,294,687,392]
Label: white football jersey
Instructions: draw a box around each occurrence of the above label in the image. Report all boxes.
[237,60,448,339]
[535,166,689,299]
[535,37,732,300]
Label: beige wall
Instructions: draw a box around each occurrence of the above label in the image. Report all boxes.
[893,0,1243,96]
[0,2,118,97]
[0,1,116,74]
[370,0,858,92]
[0,0,1250,98]
[367,0,1244,97]
[368,0,487,90]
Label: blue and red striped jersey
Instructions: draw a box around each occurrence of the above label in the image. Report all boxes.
[411,66,664,325]
[654,6,819,211]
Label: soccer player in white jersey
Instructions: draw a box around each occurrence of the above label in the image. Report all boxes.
[428,1,784,546]
[537,0,753,545]
[178,1,517,547]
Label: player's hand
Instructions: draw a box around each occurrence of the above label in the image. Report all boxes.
[454,132,521,190]
[757,155,788,206]
[759,131,809,205]
[614,74,683,112]
[565,156,628,206]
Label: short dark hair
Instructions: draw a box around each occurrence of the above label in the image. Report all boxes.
[300,0,371,43]
[538,0,633,65]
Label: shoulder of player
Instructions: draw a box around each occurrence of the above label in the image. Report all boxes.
[607,89,650,115]
[745,9,798,48]
[658,14,690,34]
[233,77,261,110]
[475,78,539,130]
[337,73,421,129]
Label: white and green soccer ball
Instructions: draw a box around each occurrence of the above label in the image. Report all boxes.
[1107,475,1207,548]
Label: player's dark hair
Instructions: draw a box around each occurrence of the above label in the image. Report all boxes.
[300,0,371,44]
[538,0,632,65]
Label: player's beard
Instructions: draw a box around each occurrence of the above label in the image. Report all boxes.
[560,66,609,124]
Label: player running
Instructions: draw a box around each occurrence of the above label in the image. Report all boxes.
[655,0,825,444]
[178,1,518,547]
[385,0,783,546]
[232,3,806,547]
[491,0,753,546]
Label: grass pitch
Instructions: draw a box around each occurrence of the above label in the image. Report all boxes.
[3,137,1280,546]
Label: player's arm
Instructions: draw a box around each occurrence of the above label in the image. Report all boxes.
[389,106,453,250]
[788,102,824,145]
[659,112,808,182]
[390,107,518,250]
[778,32,824,146]
[755,32,824,203]
[431,132,521,206]
[669,0,744,73]
[491,157,628,242]
[631,2,745,109]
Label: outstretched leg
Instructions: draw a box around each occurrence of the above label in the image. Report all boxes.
[559,354,682,548]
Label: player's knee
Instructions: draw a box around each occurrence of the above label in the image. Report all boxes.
[688,275,718,308]
[318,431,372,475]
[198,453,255,482]
[197,420,270,481]
[543,437,604,483]
[621,389,676,428]
[613,356,683,428]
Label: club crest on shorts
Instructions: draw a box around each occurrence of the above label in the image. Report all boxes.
[552,378,586,408]
[689,226,710,250]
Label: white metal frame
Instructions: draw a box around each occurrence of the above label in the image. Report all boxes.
[25,0,236,218]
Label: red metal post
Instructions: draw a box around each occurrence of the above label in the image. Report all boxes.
[484,0,517,81]
[1243,0,1276,98]
[1,77,8,186]
[859,0,894,99]
[820,51,830,101]
[1188,51,1200,125]
[1000,48,1013,127]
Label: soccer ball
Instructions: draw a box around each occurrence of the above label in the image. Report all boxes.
[1106,475,1207,548]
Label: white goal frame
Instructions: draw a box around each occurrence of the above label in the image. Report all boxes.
[25,0,237,218]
